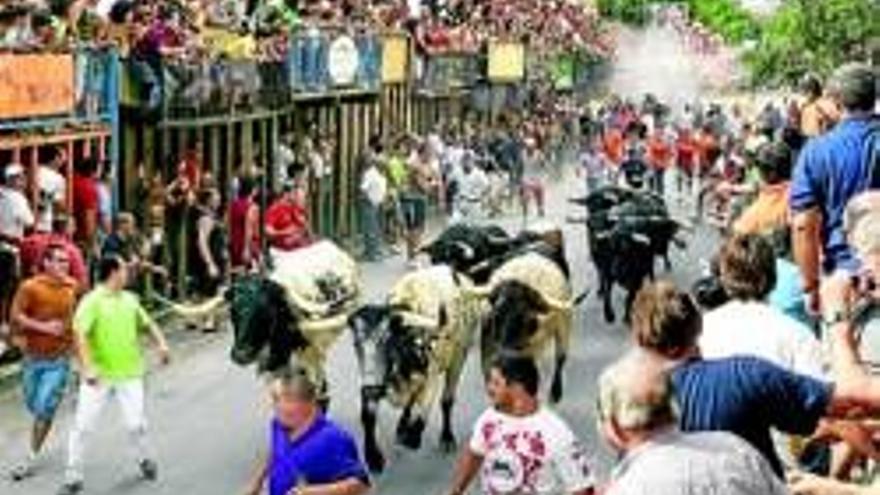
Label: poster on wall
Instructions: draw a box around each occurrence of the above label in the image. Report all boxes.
[328,35,360,86]
[382,35,409,83]
[487,43,525,82]
[0,54,75,119]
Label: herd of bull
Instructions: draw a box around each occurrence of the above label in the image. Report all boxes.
[170,185,688,474]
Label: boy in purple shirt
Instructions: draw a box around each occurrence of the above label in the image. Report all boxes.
[246,368,369,495]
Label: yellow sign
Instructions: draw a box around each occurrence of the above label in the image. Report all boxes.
[487,43,525,82]
[382,35,409,83]
[0,54,75,119]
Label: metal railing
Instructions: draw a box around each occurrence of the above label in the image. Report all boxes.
[121,29,385,117]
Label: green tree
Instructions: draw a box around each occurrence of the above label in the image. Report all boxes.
[744,0,879,86]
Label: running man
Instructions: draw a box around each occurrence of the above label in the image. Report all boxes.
[9,243,78,482]
[59,255,171,495]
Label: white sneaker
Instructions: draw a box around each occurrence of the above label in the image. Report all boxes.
[10,453,36,482]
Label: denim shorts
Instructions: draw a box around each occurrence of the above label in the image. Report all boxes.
[22,358,70,421]
[400,194,427,231]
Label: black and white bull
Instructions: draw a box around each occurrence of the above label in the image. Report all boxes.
[348,266,481,473]
[172,241,360,404]
[466,252,577,403]
[571,186,686,323]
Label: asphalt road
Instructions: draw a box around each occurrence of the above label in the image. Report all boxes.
[0,27,721,495]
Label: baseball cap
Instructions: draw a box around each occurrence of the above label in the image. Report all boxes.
[4,163,24,180]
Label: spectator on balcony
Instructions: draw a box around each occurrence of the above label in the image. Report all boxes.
[130,5,186,112]
[0,5,37,50]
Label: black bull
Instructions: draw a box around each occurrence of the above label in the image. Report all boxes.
[571,187,686,323]
[420,224,571,283]
[480,280,572,403]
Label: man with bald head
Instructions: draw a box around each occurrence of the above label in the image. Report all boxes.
[597,350,787,494]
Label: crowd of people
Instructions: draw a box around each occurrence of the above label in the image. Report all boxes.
[0,0,611,114]
[0,0,610,55]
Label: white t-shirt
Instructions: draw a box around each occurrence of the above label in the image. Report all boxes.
[360,166,388,206]
[37,165,66,232]
[0,186,35,243]
[700,300,826,380]
[469,407,595,495]
[95,0,119,18]
[458,168,489,202]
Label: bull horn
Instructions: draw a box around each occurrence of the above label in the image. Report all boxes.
[463,285,492,299]
[167,295,226,318]
[397,311,440,329]
[540,292,574,312]
[285,287,330,316]
[299,312,350,333]
[672,217,695,232]
[454,241,475,260]
[467,259,492,275]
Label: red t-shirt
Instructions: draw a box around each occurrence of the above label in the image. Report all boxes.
[18,232,88,290]
[265,199,310,251]
[72,174,98,244]
[647,134,673,170]
[676,135,696,172]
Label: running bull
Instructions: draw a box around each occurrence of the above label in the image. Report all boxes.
[571,186,686,323]
[348,266,482,473]
[466,250,578,404]
[420,223,570,283]
[169,241,361,403]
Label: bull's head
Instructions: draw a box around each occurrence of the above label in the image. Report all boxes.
[480,281,567,352]
[227,275,309,372]
[349,303,445,397]
[419,239,477,272]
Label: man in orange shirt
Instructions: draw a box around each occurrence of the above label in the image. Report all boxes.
[733,142,793,235]
[646,125,673,196]
[9,242,79,482]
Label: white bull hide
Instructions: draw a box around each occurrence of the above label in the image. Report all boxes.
[269,241,361,350]
[385,266,481,409]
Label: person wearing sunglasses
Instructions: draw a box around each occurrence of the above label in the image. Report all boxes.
[8,242,79,482]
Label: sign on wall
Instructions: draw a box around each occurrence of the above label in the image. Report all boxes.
[0,54,75,119]
[328,35,360,86]
[487,43,525,82]
[382,35,409,83]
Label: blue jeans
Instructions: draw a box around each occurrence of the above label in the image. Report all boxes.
[131,59,162,110]
[360,198,382,259]
[22,357,70,421]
